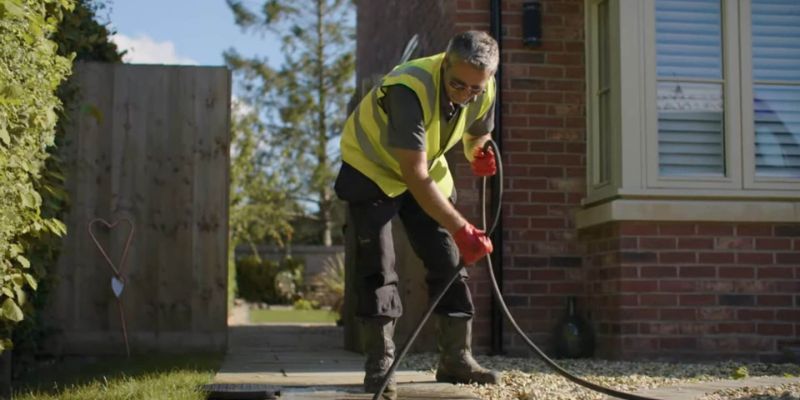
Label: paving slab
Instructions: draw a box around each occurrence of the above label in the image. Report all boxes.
[210,324,478,400]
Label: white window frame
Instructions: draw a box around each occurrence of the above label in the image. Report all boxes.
[584,0,800,208]
[739,0,800,191]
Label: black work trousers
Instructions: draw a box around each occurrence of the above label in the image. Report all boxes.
[334,162,475,319]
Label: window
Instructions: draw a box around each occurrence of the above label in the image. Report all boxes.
[585,0,800,206]
[655,0,725,177]
[743,0,800,186]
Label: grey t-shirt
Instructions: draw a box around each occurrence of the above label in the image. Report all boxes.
[381,84,495,151]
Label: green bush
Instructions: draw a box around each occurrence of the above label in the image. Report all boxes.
[235,256,304,304]
[292,298,318,311]
[309,253,345,316]
[0,0,76,353]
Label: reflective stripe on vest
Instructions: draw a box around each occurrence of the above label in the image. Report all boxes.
[340,52,495,198]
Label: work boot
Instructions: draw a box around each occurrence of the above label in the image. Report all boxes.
[362,317,398,400]
[435,315,502,385]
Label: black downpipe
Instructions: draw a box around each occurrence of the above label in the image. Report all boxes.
[489,0,505,356]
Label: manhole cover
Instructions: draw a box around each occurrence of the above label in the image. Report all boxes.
[203,383,280,399]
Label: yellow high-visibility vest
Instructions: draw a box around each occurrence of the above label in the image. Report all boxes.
[340,52,496,198]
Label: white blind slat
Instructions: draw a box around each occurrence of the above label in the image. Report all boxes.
[752,0,800,178]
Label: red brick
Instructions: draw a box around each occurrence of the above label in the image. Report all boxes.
[758,295,794,307]
[659,281,697,292]
[700,308,735,320]
[660,337,697,350]
[530,191,566,203]
[719,267,755,279]
[660,308,697,321]
[640,238,677,250]
[619,280,659,292]
[698,252,735,264]
[546,2,581,14]
[512,103,548,115]
[776,253,800,265]
[679,266,717,278]
[546,154,582,166]
[738,309,776,321]
[564,66,585,79]
[758,323,794,336]
[777,309,800,322]
[658,223,697,235]
[737,252,774,265]
[618,308,659,320]
[659,252,697,264]
[678,238,715,249]
[640,294,678,306]
[528,90,563,103]
[640,266,677,278]
[757,267,794,279]
[697,223,735,236]
[529,66,564,78]
[756,238,792,250]
[736,224,773,236]
[679,294,716,306]
[546,80,584,92]
[620,222,659,236]
[512,178,548,190]
[549,282,582,293]
[718,323,756,334]
[508,282,548,294]
[530,270,565,280]
[714,237,754,250]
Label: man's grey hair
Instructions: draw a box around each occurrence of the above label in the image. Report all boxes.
[445,31,499,72]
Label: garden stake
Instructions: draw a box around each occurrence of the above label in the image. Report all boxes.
[88,217,135,357]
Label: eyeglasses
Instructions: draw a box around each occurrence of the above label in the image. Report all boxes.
[447,78,485,96]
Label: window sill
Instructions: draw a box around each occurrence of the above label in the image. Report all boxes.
[576,198,800,230]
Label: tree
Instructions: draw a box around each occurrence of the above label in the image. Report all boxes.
[226,0,355,246]
[228,98,297,252]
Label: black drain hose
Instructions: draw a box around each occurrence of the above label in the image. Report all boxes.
[372,140,663,400]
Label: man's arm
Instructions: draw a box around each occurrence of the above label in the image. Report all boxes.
[391,147,467,234]
[463,96,496,161]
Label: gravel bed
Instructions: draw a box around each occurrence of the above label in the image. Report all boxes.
[699,383,800,400]
[400,353,800,400]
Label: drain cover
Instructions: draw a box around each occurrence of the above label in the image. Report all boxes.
[203,383,280,399]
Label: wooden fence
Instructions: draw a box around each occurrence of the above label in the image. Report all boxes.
[43,62,231,355]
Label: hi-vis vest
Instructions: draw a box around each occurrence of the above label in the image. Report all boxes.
[340,52,496,198]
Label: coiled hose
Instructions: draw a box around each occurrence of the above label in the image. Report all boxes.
[372,139,663,400]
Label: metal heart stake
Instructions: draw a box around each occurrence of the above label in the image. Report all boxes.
[111,276,125,298]
[88,217,135,357]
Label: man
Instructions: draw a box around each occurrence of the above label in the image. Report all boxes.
[335,30,501,399]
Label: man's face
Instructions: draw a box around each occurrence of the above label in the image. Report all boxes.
[442,56,493,106]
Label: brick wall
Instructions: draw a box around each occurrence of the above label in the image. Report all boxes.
[355,0,798,361]
[582,221,800,362]
[355,0,588,355]
[451,0,588,354]
[358,0,800,361]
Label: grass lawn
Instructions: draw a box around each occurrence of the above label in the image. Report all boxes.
[12,352,224,400]
[249,308,339,324]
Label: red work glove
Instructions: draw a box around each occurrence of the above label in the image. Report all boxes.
[471,147,496,176]
[453,223,493,265]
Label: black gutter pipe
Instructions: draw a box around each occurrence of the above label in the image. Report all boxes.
[489,0,504,356]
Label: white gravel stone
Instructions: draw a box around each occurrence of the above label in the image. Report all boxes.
[399,353,800,400]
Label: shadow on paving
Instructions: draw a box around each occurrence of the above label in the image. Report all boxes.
[209,324,478,400]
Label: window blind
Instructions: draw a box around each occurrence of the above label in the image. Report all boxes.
[752,0,800,178]
[656,0,725,176]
